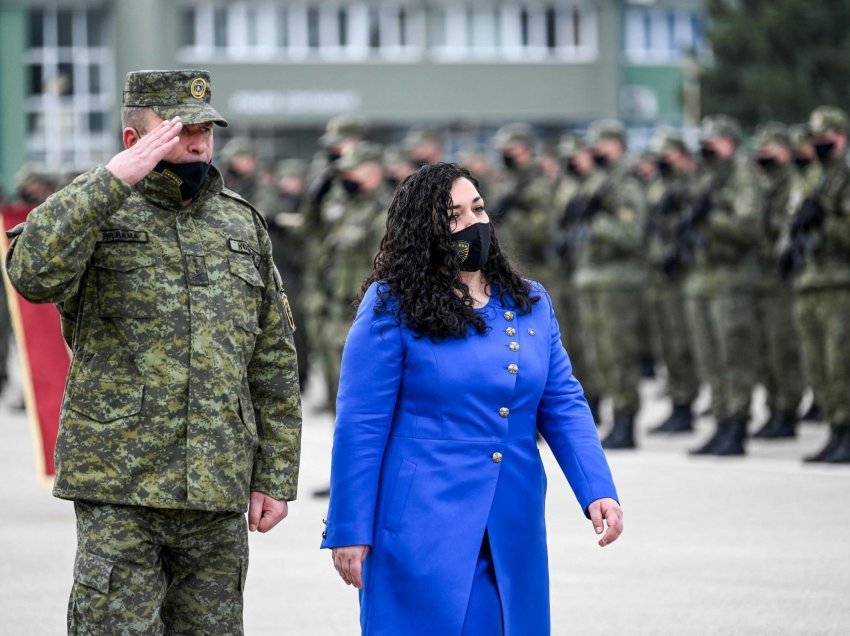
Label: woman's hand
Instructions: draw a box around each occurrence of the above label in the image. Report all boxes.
[332,545,370,589]
[587,498,623,547]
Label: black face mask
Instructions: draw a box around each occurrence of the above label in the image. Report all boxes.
[700,146,717,161]
[756,156,779,172]
[154,160,211,200]
[565,159,580,176]
[794,156,812,170]
[502,153,518,170]
[592,153,609,168]
[327,149,342,163]
[656,160,674,178]
[341,178,361,195]
[814,141,836,162]
[451,222,491,272]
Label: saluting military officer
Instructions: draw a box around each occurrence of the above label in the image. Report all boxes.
[5,70,302,634]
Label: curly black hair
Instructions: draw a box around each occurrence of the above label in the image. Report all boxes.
[358,162,539,339]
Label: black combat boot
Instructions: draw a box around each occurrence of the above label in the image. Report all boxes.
[710,419,747,456]
[800,401,823,423]
[649,403,693,434]
[587,395,601,427]
[805,426,850,463]
[752,412,797,439]
[689,419,746,456]
[602,412,636,449]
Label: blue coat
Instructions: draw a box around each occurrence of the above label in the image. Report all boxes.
[321,282,619,635]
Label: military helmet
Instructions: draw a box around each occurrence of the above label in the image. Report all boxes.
[123,69,228,127]
[587,119,626,147]
[320,114,368,147]
[219,136,255,164]
[275,158,307,180]
[557,133,587,159]
[809,106,848,135]
[337,141,384,171]
[699,115,742,143]
[402,125,442,150]
[788,123,811,149]
[493,122,535,150]
[649,126,688,156]
[753,122,790,149]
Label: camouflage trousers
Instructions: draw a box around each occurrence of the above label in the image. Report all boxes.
[577,287,643,414]
[686,291,760,422]
[68,501,248,636]
[793,287,850,428]
[553,283,601,400]
[650,282,699,406]
[756,285,805,415]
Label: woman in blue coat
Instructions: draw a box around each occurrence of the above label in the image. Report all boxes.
[321,163,623,635]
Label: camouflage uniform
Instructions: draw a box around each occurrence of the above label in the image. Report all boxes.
[490,123,557,287]
[573,120,649,448]
[315,143,390,412]
[682,116,763,456]
[5,70,302,633]
[782,107,850,462]
[750,123,805,438]
[220,136,261,203]
[552,134,603,420]
[644,131,700,433]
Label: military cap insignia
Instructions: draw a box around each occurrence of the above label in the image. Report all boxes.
[455,240,471,263]
[190,77,207,99]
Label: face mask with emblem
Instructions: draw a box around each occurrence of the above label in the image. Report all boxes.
[450,222,491,272]
[154,160,212,200]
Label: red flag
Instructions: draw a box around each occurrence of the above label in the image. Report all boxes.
[1,203,71,487]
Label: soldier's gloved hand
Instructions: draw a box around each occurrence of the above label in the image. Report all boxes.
[797,197,827,232]
[308,168,337,205]
[106,117,182,185]
[248,491,289,533]
[690,194,712,226]
[580,195,602,220]
[777,247,796,281]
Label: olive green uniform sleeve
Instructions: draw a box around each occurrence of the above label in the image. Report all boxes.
[6,166,132,303]
[589,175,647,254]
[701,166,762,249]
[247,214,303,501]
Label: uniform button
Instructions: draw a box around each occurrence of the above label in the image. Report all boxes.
[503,311,515,321]
[499,407,510,417]
[527,328,536,336]
[505,327,516,337]
[509,341,519,351]
[508,363,519,374]
[492,452,503,463]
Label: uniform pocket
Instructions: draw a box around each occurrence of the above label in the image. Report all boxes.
[94,249,158,318]
[68,380,144,423]
[228,253,264,334]
[383,459,417,534]
[74,551,113,594]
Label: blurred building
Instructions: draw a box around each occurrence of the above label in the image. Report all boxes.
[0,0,705,190]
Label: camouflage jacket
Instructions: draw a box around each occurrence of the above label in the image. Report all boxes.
[5,165,302,512]
[573,162,649,290]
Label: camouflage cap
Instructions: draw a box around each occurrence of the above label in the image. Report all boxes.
[649,126,688,155]
[382,144,410,166]
[220,136,255,163]
[123,69,228,127]
[320,114,368,146]
[494,122,535,150]
[587,119,626,147]
[275,158,307,180]
[402,125,442,150]
[809,106,848,135]
[699,114,742,143]
[557,133,587,159]
[337,141,384,171]
[788,123,811,149]
[753,121,790,149]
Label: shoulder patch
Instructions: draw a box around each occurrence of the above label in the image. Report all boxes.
[221,187,267,229]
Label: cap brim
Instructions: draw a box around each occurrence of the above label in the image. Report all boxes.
[153,104,228,127]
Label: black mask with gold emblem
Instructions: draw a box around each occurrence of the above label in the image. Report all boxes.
[451,222,491,272]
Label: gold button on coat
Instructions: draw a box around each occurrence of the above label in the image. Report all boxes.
[508,363,518,374]
[505,327,516,336]
[509,342,519,351]
[503,311,515,321]
[492,452,503,463]
[499,407,509,417]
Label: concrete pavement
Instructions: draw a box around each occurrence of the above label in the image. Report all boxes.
[1,351,848,635]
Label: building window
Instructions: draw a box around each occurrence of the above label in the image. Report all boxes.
[177,2,425,62]
[430,3,597,62]
[24,7,115,172]
[624,7,705,63]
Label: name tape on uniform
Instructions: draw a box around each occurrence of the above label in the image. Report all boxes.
[98,229,149,244]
